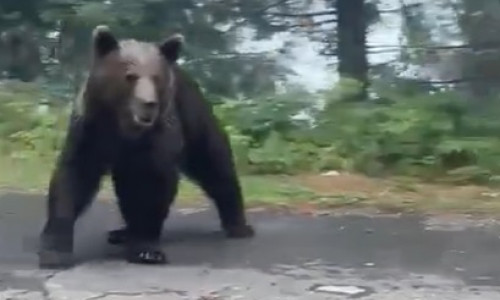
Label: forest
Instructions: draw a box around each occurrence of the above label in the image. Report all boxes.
[2,0,500,213]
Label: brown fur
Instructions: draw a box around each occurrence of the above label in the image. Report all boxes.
[38,25,254,269]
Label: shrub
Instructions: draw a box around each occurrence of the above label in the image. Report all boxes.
[0,81,68,160]
[3,78,500,186]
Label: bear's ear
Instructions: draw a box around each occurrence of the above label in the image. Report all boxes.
[92,25,119,58]
[159,33,184,63]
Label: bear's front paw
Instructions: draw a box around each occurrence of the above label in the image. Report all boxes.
[224,224,256,239]
[126,242,168,265]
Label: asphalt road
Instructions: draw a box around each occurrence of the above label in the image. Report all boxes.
[2,191,500,299]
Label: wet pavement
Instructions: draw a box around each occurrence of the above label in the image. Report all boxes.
[2,191,500,299]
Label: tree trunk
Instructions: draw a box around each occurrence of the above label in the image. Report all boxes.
[336,0,369,101]
[460,0,500,102]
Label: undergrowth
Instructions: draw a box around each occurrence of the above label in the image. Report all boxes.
[2,78,500,187]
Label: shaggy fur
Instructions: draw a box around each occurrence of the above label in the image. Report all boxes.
[38,25,254,269]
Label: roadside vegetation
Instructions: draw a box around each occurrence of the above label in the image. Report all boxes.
[3,79,500,215]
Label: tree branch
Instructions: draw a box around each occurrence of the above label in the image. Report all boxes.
[409,76,500,85]
[272,18,337,29]
[368,42,500,52]
[256,0,292,14]
[378,8,402,14]
[265,10,336,18]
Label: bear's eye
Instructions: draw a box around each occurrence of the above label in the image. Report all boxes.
[125,73,139,82]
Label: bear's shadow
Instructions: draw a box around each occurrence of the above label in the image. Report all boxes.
[72,200,260,268]
[0,191,269,270]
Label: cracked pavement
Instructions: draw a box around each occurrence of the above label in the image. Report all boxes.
[2,191,500,299]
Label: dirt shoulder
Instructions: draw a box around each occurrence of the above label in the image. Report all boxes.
[285,173,500,217]
[3,170,500,218]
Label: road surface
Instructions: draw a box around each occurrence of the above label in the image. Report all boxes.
[2,190,500,299]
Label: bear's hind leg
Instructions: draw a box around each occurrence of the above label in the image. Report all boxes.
[182,142,255,239]
[111,164,178,265]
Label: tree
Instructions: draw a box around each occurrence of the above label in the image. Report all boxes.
[458,0,500,101]
[261,0,375,100]
[0,25,42,81]
[336,0,368,101]
[35,0,290,100]
[0,0,46,81]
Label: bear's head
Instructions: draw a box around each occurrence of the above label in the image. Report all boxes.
[84,25,184,138]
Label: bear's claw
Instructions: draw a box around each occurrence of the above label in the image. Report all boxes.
[126,243,168,265]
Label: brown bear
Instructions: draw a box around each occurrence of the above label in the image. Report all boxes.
[38,25,255,269]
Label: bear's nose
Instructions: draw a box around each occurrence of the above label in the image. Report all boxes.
[142,100,157,110]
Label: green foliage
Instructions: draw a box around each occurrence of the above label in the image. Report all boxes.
[3,78,500,186]
[0,81,68,160]
[212,78,500,184]
[215,90,312,144]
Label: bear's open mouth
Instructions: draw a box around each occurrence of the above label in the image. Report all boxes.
[132,114,155,127]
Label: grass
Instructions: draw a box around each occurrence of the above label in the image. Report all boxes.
[0,155,316,205]
[0,156,54,192]
[3,155,500,217]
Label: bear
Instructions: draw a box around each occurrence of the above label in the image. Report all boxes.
[38,25,255,269]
